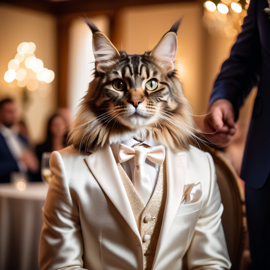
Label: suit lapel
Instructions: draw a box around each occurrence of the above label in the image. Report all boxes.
[84,143,141,241]
[152,148,187,269]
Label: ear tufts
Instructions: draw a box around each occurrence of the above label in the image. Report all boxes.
[82,18,101,34]
[168,18,182,34]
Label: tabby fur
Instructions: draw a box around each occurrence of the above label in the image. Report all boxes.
[68,19,195,153]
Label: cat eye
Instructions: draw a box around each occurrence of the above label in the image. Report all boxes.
[112,79,126,91]
[145,79,158,91]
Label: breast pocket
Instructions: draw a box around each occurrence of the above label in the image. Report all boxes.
[176,199,203,216]
[168,200,203,256]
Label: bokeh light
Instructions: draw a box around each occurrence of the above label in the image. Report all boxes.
[15,53,25,63]
[25,56,37,69]
[37,68,50,81]
[28,42,36,54]
[217,3,229,14]
[45,70,55,83]
[16,68,27,81]
[6,42,54,90]
[32,59,44,73]
[231,2,242,13]
[204,1,216,12]
[26,79,39,91]
[8,59,20,71]
[18,79,28,88]
[4,70,16,83]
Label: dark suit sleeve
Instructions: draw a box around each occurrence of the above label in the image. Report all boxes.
[0,161,19,177]
[209,0,260,120]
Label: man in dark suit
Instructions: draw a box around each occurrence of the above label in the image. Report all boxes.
[202,0,270,268]
[0,98,38,183]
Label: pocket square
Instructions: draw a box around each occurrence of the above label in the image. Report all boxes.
[181,182,202,205]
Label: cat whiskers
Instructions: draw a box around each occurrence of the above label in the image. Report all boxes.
[158,111,213,146]
[80,108,125,152]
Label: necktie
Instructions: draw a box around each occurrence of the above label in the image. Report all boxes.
[118,143,165,205]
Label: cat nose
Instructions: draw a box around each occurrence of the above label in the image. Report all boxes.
[127,99,142,108]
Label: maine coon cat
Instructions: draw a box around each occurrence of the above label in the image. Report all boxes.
[68,19,195,153]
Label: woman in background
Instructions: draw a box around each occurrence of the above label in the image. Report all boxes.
[36,113,68,165]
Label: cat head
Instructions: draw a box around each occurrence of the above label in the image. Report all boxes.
[68,19,195,153]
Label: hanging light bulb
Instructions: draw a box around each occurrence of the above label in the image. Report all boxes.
[16,68,27,81]
[28,42,36,54]
[231,2,242,13]
[32,59,44,73]
[8,59,20,71]
[15,53,25,63]
[26,79,39,91]
[204,1,216,12]
[217,3,229,14]
[25,56,37,69]
[4,70,16,83]
[44,70,55,83]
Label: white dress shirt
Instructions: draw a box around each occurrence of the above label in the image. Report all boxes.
[0,124,27,172]
[111,137,161,196]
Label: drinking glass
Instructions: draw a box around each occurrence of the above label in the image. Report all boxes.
[41,152,52,184]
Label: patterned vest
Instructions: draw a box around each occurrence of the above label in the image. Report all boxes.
[117,163,167,270]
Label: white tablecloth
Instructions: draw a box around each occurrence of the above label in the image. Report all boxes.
[0,182,48,270]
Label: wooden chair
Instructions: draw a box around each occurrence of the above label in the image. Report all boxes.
[201,145,245,270]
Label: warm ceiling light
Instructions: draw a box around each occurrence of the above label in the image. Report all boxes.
[25,56,37,69]
[204,1,216,12]
[45,70,55,83]
[231,2,242,13]
[17,42,26,53]
[8,59,20,71]
[32,59,44,73]
[26,79,39,91]
[28,42,36,54]
[15,53,25,63]
[16,68,27,81]
[217,3,229,14]
[37,68,50,81]
[21,43,30,54]
[4,70,16,83]
[18,79,28,88]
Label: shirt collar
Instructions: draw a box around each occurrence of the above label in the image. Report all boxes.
[0,124,18,138]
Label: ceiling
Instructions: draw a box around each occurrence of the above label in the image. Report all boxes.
[0,0,195,15]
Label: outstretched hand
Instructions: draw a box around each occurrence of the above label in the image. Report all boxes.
[201,99,236,148]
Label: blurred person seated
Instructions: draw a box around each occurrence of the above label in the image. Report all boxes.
[35,113,67,165]
[18,119,31,147]
[57,107,71,127]
[0,98,39,183]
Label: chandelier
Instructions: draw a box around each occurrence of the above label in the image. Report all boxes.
[202,0,250,38]
[4,42,55,92]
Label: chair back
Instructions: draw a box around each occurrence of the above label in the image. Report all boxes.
[203,146,244,270]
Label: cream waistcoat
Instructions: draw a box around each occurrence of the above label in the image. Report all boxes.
[117,163,167,270]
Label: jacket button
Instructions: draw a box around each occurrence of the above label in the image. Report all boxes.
[144,250,151,255]
[144,215,151,223]
[143,234,151,242]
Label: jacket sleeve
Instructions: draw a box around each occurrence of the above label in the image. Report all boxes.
[39,151,86,270]
[186,153,231,270]
[209,0,260,120]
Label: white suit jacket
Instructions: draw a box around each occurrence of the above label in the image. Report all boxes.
[39,144,231,270]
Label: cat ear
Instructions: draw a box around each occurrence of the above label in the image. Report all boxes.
[84,19,120,73]
[150,19,181,73]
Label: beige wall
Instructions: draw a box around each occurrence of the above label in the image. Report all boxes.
[0,4,57,144]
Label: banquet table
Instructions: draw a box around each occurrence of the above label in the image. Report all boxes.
[0,182,48,270]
